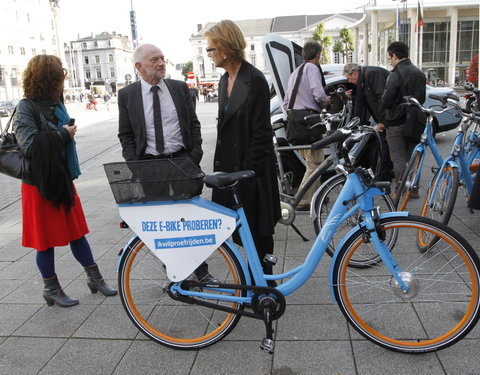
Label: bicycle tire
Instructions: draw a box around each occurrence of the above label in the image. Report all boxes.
[396,150,423,211]
[312,173,396,268]
[418,165,458,251]
[333,215,480,353]
[118,237,246,350]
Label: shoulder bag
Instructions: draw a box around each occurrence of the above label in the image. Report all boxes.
[0,99,40,179]
[286,64,326,145]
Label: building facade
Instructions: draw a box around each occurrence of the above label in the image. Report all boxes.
[0,0,61,101]
[355,0,479,86]
[189,14,364,87]
[64,32,136,95]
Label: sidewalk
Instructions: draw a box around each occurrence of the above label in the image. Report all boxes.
[1,103,480,374]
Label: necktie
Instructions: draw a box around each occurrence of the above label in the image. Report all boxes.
[150,85,164,154]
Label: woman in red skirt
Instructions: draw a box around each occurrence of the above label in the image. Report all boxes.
[13,55,116,307]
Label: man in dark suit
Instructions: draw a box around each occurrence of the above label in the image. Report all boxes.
[118,43,202,164]
[118,43,211,281]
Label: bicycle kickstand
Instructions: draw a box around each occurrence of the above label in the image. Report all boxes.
[259,298,276,354]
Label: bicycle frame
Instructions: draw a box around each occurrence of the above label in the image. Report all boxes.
[157,169,408,306]
[427,120,480,205]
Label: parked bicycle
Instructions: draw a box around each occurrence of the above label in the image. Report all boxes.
[394,94,462,211]
[419,101,480,249]
[104,129,480,355]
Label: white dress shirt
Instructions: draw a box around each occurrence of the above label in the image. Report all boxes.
[140,78,185,155]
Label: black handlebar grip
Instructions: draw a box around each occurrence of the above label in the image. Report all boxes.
[312,129,351,150]
[304,113,321,121]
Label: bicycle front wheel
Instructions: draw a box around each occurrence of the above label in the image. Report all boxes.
[333,215,480,353]
[313,173,396,268]
[419,165,458,251]
[396,150,422,211]
[118,237,246,350]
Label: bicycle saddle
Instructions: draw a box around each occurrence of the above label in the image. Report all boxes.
[203,170,255,188]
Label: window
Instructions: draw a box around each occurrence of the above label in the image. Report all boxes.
[52,36,56,45]
[40,33,45,41]
[42,49,46,54]
[82,42,87,49]
[84,56,89,64]
[31,48,37,55]
[85,69,91,79]
[198,47,202,55]
[94,41,98,48]
[8,46,14,55]
[110,67,115,77]
[334,52,340,64]
[20,47,25,55]
[96,68,102,79]
[250,44,255,51]
[250,55,256,67]
[95,55,100,63]
[108,54,114,62]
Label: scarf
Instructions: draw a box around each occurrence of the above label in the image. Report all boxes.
[54,101,81,179]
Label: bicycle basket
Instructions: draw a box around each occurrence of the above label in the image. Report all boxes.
[103,157,204,203]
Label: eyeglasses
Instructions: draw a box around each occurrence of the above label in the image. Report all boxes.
[206,48,216,53]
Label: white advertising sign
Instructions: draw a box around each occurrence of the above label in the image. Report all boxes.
[119,201,236,281]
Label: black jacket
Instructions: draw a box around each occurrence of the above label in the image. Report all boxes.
[212,61,281,238]
[118,79,203,163]
[353,66,390,124]
[379,59,426,127]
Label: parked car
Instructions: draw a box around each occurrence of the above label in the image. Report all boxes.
[0,101,17,117]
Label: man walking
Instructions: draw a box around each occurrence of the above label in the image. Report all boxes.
[379,41,426,195]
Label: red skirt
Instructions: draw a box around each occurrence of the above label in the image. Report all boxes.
[21,183,89,251]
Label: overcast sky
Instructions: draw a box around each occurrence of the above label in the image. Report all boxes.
[58,0,364,63]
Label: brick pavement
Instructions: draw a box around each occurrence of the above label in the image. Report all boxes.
[0,101,479,374]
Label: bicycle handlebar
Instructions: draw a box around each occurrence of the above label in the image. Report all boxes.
[312,128,352,150]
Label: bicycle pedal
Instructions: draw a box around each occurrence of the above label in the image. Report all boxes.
[260,338,275,354]
[264,254,277,265]
[431,166,439,174]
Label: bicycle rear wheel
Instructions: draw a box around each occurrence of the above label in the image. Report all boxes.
[313,173,396,268]
[419,165,458,251]
[118,237,246,349]
[396,150,422,211]
[333,215,480,353]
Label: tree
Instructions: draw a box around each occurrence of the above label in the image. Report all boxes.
[181,61,193,81]
[312,23,332,64]
[333,27,354,64]
[468,54,478,87]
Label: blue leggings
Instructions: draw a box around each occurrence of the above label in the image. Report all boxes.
[36,236,95,279]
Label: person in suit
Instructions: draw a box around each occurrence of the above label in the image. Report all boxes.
[118,43,202,164]
[204,20,281,280]
[117,43,212,281]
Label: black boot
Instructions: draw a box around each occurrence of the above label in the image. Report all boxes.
[43,275,79,307]
[84,264,117,296]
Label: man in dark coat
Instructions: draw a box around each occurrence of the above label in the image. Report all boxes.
[380,42,426,192]
[118,43,202,164]
[344,63,393,181]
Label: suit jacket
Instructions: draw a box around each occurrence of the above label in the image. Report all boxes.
[118,79,203,163]
[212,61,281,238]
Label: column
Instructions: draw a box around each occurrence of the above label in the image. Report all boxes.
[363,23,369,65]
[353,27,359,63]
[447,7,458,87]
[410,8,418,65]
[371,11,378,65]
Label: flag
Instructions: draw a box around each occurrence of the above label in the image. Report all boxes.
[415,0,424,32]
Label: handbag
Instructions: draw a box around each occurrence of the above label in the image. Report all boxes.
[396,69,427,142]
[286,64,326,145]
[0,99,40,180]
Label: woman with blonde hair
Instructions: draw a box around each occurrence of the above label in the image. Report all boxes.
[13,55,116,307]
[205,20,280,281]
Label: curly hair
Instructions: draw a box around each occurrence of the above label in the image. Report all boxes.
[204,20,246,62]
[22,55,66,100]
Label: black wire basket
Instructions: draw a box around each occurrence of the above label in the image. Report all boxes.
[103,157,204,204]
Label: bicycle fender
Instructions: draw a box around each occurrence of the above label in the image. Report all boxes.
[117,235,140,272]
[328,211,409,303]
